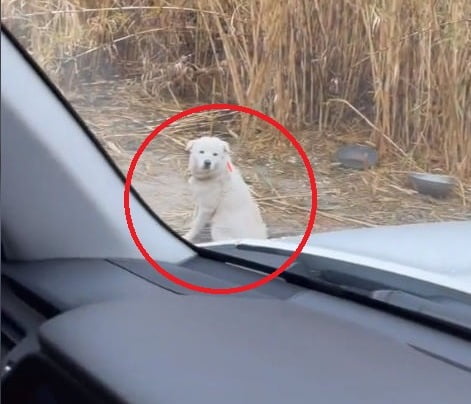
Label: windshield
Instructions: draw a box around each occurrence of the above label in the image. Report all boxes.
[2,2,470,290]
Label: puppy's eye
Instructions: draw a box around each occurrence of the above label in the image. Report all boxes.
[199,150,204,154]
[213,152,219,156]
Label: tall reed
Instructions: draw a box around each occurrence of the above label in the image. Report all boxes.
[2,0,470,176]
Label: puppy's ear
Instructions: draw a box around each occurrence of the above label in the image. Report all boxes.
[185,139,195,152]
[222,140,231,154]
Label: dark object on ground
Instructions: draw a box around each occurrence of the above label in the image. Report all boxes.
[408,172,456,198]
[335,144,378,170]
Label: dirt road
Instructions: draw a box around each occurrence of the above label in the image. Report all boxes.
[72,82,471,242]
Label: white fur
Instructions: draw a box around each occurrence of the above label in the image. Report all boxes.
[183,136,268,242]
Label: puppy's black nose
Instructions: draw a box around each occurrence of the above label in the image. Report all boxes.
[203,159,211,169]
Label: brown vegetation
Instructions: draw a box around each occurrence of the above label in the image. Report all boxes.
[2,0,470,177]
[2,1,470,238]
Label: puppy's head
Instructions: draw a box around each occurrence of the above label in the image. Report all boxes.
[186,136,231,178]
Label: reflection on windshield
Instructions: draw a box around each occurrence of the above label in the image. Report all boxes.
[2,1,470,246]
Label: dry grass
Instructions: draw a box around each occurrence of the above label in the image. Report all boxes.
[2,0,470,180]
[61,81,469,241]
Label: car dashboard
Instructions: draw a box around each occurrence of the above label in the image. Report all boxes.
[1,257,470,404]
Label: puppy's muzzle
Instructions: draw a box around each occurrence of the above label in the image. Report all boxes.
[203,159,212,169]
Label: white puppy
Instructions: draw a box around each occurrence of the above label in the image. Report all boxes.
[183,136,268,242]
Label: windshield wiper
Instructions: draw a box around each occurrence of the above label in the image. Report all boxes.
[200,243,471,338]
[371,290,471,331]
[203,243,394,293]
[200,243,401,302]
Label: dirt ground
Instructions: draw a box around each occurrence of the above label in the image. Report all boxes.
[70,81,471,242]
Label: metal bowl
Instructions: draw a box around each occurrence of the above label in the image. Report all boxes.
[334,144,378,170]
[408,172,456,198]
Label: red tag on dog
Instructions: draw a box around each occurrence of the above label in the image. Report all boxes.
[226,162,233,172]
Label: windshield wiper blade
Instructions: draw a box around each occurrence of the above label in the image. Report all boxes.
[234,244,293,257]
[205,242,386,292]
[201,243,377,297]
[372,290,471,331]
[202,243,471,337]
